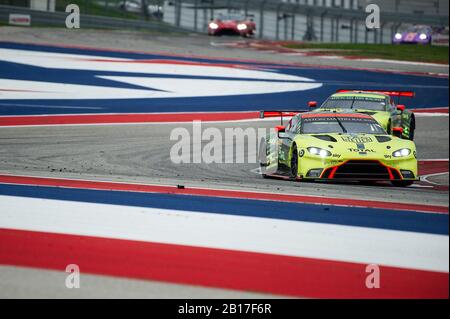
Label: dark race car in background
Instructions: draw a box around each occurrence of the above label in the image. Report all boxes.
[208,13,256,37]
[393,25,433,45]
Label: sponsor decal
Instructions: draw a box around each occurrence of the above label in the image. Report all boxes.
[348,148,375,153]
[331,96,385,102]
[341,136,373,144]
[8,14,31,26]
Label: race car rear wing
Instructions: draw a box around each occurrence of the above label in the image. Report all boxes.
[260,110,305,125]
[337,89,415,98]
[337,89,415,105]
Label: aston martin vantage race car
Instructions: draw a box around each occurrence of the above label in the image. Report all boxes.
[260,111,418,187]
[308,90,416,140]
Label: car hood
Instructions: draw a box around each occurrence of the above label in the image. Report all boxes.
[217,20,240,27]
[298,133,416,158]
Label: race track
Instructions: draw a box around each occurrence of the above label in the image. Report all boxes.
[0,116,448,205]
[0,29,448,299]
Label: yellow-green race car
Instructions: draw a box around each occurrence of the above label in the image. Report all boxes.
[308,90,416,140]
[260,110,418,187]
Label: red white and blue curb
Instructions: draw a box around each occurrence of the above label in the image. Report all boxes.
[0,107,447,127]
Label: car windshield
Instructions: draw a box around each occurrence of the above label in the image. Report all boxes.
[218,14,245,21]
[321,96,386,111]
[406,26,430,33]
[301,116,386,134]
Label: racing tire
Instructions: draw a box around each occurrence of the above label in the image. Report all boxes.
[258,138,268,178]
[391,180,414,187]
[408,117,416,141]
[290,145,299,179]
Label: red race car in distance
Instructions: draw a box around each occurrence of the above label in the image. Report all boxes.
[208,13,256,37]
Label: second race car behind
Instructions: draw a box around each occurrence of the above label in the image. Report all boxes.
[308,90,416,140]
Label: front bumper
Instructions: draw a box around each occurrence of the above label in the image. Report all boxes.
[321,160,415,180]
[299,157,418,182]
[209,28,246,36]
[393,39,430,44]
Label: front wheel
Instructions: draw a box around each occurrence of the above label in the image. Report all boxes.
[391,180,414,187]
[407,117,416,140]
[290,145,299,179]
[259,138,269,178]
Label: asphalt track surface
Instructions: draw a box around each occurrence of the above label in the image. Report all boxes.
[0,28,448,298]
[0,116,448,206]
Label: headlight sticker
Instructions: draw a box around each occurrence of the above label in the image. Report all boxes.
[392,148,411,158]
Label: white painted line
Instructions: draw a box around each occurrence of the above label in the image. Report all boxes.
[410,184,433,188]
[210,41,241,47]
[280,52,306,56]
[415,113,449,117]
[421,172,449,186]
[315,55,343,59]
[419,159,449,162]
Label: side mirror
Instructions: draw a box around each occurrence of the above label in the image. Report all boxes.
[397,105,405,112]
[308,101,317,108]
[276,125,291,140]
[275,125,286,133]
[393,127,403,138]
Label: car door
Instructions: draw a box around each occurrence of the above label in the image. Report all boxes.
[279,115,300,168]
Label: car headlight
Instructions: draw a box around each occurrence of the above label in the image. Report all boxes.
[209,23,219,30]
[392,148,411,157]
[419,33,428,40]
[237,23,247,31]
[307,147,332,158]
[394,33,402,40]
